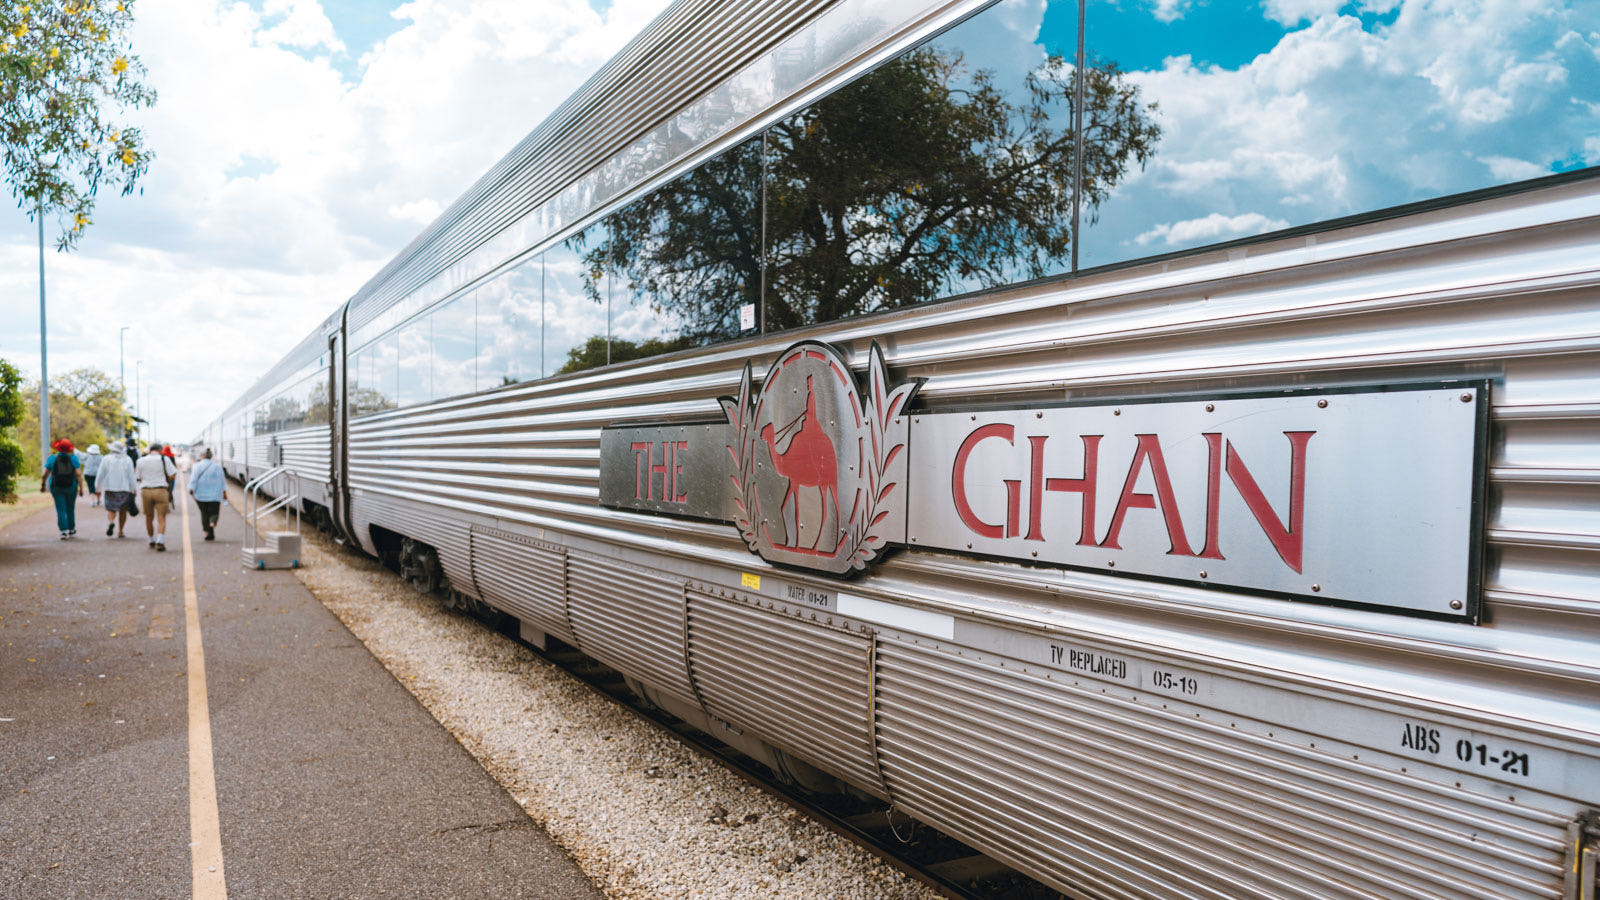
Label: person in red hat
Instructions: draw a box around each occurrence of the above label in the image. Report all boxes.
[41,439,86,539]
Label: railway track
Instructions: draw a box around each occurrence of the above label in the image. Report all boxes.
[502,625,1065,900]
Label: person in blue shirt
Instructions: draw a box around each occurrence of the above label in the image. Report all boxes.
[41,439,86,539]
[188,447,226,541]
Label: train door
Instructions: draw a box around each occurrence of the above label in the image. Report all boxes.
[328,309,356,544]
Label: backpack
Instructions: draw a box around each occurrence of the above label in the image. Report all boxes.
[51,452,76,484]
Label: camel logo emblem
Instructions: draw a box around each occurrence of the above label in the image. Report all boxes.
[720,341,920,575]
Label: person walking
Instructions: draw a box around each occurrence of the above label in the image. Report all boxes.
[96,440,138,538]
[41,439,86,539]
[84,444,104,507]
[188,448,226,541]
[136,443,177,551]
[161,444,178,493]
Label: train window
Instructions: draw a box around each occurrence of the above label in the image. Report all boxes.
[545,223,608,375]
[476,259,542,389]
[395,316,431,407]
[763,1,1095,329]
[431,292,476,400]
[353,340,397,416]
[592,137,764,359]
[305,375,329,426]
[1075,0,1599,268]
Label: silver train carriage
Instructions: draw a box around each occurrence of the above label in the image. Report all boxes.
[203,1,1600,897]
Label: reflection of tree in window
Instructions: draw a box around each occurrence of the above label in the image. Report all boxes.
[576,46,1159,352]
[305,379,329,425]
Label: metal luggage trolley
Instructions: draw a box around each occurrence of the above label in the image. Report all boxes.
[242,465,302,570]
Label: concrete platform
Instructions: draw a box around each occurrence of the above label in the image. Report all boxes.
[0,486,603,899]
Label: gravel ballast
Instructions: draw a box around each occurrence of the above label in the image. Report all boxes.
[257,513,940,900]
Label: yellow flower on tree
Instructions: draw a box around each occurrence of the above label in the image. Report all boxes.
[120,150,134,166]
[112,57,127,74]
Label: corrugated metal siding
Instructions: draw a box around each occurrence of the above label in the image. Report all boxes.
[471,526,574,644]
[274,425,331,508]
[685,589,881,793]
[247,437,272,474]
[871,638,1571,900]
[566,552,697,705]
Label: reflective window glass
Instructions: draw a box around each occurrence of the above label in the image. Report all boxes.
[265,388,304,432]
[764,2,1081,329]
[476,260,542,389]
[353,340,396,416]
[1077,0,1599,268]
[544,223,609,375]
[431,293,476,400]
[305,374,329,426]
[595,138,763,356]
[396,317,431,407]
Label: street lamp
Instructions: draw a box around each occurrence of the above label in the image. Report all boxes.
[37,211,49,468]
[135,360,143,443]
[119,326,129,437]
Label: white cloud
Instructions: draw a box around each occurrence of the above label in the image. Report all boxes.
[259,0,345,52]
[1081,0,1598,266]
[1261,0,1344,27]
[388,198,444,225]
[1133,212,1291,247]
[1151,0,1190,23]
[1477,154,1548,181]
[0,0,671,440]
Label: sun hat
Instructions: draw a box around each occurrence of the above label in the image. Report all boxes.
[88,444,101,455]
[111,440,126,453]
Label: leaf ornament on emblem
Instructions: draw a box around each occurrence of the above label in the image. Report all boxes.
[720,341,921,575]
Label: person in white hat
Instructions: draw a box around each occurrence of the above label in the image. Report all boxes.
[84,444,104,507]
[95,441,138,538]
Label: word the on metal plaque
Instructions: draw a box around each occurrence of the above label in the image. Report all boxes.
[598,341,1485,618]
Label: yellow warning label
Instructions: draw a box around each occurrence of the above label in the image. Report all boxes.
[740,572,761,591]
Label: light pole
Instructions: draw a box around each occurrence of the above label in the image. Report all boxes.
[135,360,143,444]
[37,210,49,468]
[119,326,129,437]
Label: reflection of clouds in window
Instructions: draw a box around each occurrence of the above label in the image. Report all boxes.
[477,264,542,388]
[545,237,607,375]
[431,294,476,400]
[611,295,684,344]
[396,318,431,407]
[1084,0,1599,265]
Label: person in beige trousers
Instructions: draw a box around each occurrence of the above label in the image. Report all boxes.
[135,444,177,551]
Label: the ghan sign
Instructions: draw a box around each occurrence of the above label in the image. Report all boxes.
[599,342,1488,619]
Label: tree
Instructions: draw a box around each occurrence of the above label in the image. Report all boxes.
[1,0,156,248]
[556,335,699,376]
[579,47,1160,349]
[17,378,109,474]
[54,365,127,435]
[0,359,24,502]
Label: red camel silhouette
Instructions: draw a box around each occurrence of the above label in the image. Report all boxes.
[760,375,839,552]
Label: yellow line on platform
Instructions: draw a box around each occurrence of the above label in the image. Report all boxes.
[180,480,228,898]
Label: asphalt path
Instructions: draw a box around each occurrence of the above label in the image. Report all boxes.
[1,484,602,899]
